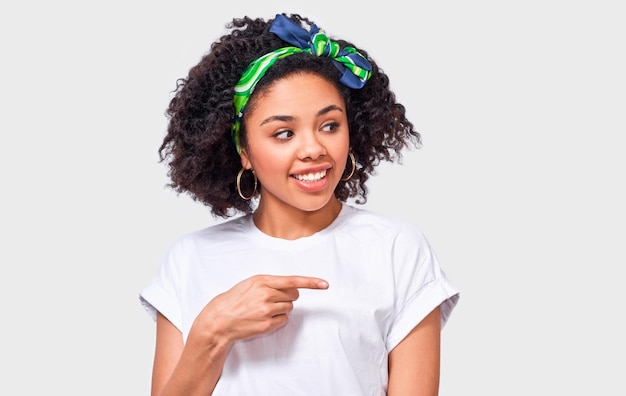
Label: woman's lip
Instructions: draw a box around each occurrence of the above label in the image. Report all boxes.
[290,164,333,192]
[290,164,332,177]
[291,173,329,192]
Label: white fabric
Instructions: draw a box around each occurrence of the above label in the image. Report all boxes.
[140,204,459,395]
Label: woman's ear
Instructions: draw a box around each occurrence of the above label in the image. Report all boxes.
[240,149,252,170]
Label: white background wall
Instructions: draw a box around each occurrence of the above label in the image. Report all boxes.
[1,1,624,394]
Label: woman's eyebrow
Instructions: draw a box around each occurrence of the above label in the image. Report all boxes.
[259,105,344,126]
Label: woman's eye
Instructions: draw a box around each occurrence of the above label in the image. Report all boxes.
[322,122,340,133]
[274,130,293,140]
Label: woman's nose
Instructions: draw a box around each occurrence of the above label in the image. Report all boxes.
[298,132,326,160]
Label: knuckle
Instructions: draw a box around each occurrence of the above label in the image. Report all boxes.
[274,314,289,327]
[258,304,273,317]
[259,289,273,301]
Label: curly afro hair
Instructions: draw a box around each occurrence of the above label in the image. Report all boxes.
[159,13,421,218]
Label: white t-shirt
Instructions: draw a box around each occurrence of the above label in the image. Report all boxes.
[140,204,460,395]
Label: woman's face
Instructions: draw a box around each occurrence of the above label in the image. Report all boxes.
[240,73,349,215]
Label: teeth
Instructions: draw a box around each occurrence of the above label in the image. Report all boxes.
[293,170,326,182]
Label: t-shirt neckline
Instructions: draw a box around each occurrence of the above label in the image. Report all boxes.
[244,203,352,249]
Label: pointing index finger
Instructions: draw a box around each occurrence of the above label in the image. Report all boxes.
[264,275,329,290]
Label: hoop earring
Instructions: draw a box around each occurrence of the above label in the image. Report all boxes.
[341,152,356,181]
[236,168,257,200]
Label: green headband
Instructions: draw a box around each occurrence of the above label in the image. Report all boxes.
[231,14,373,154]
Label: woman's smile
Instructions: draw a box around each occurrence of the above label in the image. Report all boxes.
[291,169,327,182]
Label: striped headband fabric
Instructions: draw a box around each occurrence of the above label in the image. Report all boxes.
[231,14,373,154]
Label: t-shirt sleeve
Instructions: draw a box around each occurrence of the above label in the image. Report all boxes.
[139,240,184,332]
[385,224,460,352]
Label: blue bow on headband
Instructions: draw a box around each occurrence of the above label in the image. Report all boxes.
[269,14,372,89]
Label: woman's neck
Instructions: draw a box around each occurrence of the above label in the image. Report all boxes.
[252,198,343,240]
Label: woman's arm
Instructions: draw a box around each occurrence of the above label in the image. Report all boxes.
[151,312,231,396]
[387,306,442,396]
[150,275,329,396]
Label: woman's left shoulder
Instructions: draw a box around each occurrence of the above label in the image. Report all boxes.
[341,205,429,243]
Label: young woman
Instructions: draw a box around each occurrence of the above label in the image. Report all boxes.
[140,13,460,395]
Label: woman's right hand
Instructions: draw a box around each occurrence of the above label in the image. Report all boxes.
[193,274,329,343]
[152,275,329,396]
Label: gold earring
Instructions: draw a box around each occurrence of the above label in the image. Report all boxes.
[236,168,257,200]
[341,152,356,181]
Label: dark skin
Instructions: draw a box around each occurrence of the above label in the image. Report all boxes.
[151,73,442,396]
